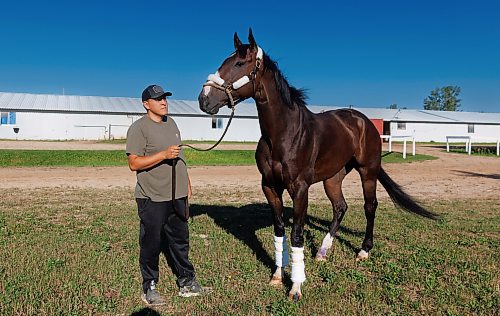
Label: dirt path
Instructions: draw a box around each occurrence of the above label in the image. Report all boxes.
[0,141,498,203]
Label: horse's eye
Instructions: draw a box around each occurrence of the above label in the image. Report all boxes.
[235,61,246,67]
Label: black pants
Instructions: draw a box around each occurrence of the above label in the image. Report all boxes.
[136,198,195,293]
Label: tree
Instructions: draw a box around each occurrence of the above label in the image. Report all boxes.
[387,104,407,109]
[423,86,461,111]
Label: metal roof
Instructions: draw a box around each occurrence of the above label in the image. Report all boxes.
[308,105,500,124]
[1,91,499,124]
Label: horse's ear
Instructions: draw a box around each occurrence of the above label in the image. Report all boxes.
[248,28,257,48]
[234,32,243,50]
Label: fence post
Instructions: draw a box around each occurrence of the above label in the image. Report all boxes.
[403,139,407,159]
[412,136,415,156]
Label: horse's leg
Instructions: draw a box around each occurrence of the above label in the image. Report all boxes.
[262,180,286,287]
[288,181,309,300]
[356,167,379,261]
[316,168,348,261]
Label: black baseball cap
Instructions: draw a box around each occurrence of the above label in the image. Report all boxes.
[141,84,172,101]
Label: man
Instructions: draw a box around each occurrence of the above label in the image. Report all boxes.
[126,84,207,306]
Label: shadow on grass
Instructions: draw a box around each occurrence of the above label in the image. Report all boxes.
[130,307,162,316]
[190,203,363,269]
[306,215,363,256]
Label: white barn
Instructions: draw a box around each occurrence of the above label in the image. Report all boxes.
[1,91,499,143]
[0,92,260,141]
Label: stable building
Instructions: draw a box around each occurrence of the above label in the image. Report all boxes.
[1,91,499,143]
[0,92,260,141]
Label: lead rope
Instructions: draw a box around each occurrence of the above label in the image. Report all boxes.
[179,106,235,151]
[171,106,235,222]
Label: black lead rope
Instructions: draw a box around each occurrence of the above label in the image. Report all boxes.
[179,107,236,151]
[171,107,236,221]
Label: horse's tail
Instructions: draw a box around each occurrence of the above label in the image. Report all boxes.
[378,167,439,219]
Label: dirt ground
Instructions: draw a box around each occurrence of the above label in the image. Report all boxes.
[0,140,498,203]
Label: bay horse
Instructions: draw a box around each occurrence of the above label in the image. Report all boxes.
[198,29,437,300]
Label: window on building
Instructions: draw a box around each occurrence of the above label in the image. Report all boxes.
[0,112,8,125]
[0,112,16,125]
[397,122,406,130]
[468,124,474,133]
[211,117,223,129]
[8,112,16,124]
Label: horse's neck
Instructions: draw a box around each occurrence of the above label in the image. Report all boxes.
[253,73,306,147]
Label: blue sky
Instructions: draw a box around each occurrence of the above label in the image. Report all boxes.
[1,1,499,113]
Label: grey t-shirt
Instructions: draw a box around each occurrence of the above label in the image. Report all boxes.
[126,115,189,202]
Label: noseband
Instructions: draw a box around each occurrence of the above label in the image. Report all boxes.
[203,46,263,108]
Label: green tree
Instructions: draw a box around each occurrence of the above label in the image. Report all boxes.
[424,86,461,111]
[387,104,407,109]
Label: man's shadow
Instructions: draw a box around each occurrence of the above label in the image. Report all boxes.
[190,203,282,269]
[189,203,362,270]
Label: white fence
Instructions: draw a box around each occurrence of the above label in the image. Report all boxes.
[380,135,415,159]
[446,136,500,156]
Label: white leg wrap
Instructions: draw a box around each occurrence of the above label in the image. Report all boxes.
[318,233,334,257]
[290,247,306,283]
[274,236,283,267]
[357,249,369,260]
[274,235,289,267]
[321,233,334,249]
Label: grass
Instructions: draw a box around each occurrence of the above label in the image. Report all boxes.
[448,146,499,157]
[0,149,436,167]
[0,149,256,167]
[382,151,437,163]
[96,140,259,145]
[1,188,498,315]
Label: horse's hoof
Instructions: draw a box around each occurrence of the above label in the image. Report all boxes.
[356,249,369,261]
[269,276,283,287]
[315,254,327,262]
[288,291,302,301]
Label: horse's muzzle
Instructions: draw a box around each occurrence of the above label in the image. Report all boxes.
[198,93,220,115]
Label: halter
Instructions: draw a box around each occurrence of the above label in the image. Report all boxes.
[203,46,263,108]
[184,46,263,152]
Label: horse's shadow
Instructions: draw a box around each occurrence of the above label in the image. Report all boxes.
[190,203,362,269]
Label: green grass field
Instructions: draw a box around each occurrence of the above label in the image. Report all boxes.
[1,188,498,315]
[0,149,435,167]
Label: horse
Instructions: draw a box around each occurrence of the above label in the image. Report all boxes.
[198,29,437,300]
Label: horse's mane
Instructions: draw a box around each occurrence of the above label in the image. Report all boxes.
[263,54,308,108]
[235,45,308,108]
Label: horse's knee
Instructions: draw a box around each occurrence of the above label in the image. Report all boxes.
[336,199,348,215]
[364,199,378,216]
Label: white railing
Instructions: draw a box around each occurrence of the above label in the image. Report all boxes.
[446,136,499,156]
[446,135,471,154]
[380,135,415,159]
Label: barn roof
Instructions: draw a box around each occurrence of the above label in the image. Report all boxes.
[1,91,499,124]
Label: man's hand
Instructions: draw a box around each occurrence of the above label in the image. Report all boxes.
[127,145,182,171]
[163,145,181,159]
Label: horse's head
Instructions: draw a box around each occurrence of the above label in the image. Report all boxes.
[199,29,264,114]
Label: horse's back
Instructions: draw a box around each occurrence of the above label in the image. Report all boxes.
[318,108,381,143]
[315,108,382,167]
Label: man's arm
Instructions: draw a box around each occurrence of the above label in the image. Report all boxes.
[128,145,181,171]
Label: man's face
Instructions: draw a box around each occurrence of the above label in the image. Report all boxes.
[143,96,168,116]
